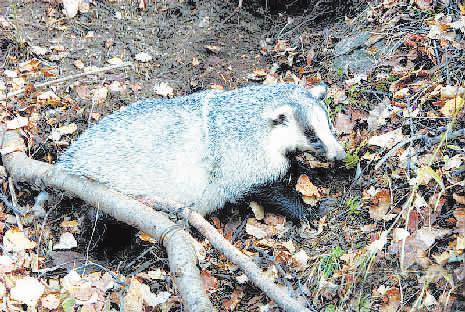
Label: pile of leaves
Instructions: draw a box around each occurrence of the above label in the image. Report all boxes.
[0,0,464,311]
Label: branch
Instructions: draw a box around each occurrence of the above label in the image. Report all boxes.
[6,62,133,98]
[1,130,213,312]
[374,128,465,171]
[184,210,313,312]
[2,130,313,312]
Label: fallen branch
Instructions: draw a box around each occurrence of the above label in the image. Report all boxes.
[2,130,312,311]
[1,130,213,312]
[6,62,133,99]
[184,209,312,312]
[374,128,465,171]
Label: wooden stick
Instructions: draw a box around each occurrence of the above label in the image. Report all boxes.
[6,62,133,98]
[1,130,213,312]
[184,209,313,312]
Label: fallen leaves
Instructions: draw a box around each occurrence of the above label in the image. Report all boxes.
[135,52,153,63]
[48,123,78,142]
[37,90,61,106]
[6,116,29,129]
[53,232,78,250]
[367,128,404,148]
[369,189,391,221]
[295,174,321,205]
[153,82,174,97]
[3,228,37,252]
[10,277,45,306]
[92,86,108,104]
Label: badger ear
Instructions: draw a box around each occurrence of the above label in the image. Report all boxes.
[309,83,328,100]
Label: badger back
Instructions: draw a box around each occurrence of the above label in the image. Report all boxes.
[57,92,210,204]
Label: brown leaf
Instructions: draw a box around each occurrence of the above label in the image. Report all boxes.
[295,175,320,198]
[380,287,401,312]
[223,289,243,310]
[453,193,465,205]
[369,189,391,221]
[200,270,218,293]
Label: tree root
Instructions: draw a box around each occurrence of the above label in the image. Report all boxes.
[1,129,312,312]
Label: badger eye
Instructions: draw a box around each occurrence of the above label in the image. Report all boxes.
[272,113,287,126]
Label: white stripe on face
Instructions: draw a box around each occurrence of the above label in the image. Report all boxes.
[310,104,346,161]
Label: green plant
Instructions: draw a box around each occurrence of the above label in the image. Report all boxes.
[357,294,371,312]
[320,246,343,278]
[325,304,336,312]
[344,150,360,169]
[386,74,398,82]
[346,196,362,216]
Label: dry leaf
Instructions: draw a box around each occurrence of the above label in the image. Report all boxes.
[295,175,320,197]
[74,59,85,69]
[10,277,44,306]
[333,112,353,135]
[416,166,444,188]
[440,95,464,117]
[0,256,15,273]
[62,0,80,18]
[153,82,174,97]
[53,232,78,250]
[200,270,218,293]
[41,294,60,310]
[4,228,37,252]
[49,123,78,141]
[37,90,61,106]
[6,116,29,129]
[135,52,153,62]
[138,232,156,244]
[224,289,243,310]
[107,56,124,65]
[453,194,465,206]
[292,249,309,270]
[245,221,267,239]
[204,45,221,53]
[249,201,264,220]
[368,128,404,148]
[31,46,48,56]
[369,189,391,221]
[92,86,108,104]
[75,84,90,98]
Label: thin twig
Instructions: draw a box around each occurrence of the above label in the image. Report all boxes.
[374,128,465,171]
[6,62,133,98]
[8,177,23,230]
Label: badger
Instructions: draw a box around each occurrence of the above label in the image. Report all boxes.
[58,83,346,219]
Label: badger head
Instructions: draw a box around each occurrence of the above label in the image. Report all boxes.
[264,84,346,162]
[301,84,346,161]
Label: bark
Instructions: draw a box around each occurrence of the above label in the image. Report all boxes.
[1,130,214,312]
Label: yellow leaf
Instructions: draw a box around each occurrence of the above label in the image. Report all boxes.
[138,232,156,244]
[417,166,444,189]
[440,96,464,117]
[459,3,465,15]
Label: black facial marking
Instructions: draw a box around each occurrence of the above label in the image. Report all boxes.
[272,113,288,126]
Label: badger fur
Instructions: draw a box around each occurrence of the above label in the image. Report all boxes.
[58,84,345,217]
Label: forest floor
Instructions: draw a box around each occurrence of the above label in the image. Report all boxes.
[0,0,464,311]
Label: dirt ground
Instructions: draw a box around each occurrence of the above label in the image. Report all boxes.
[2,0,464,311]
